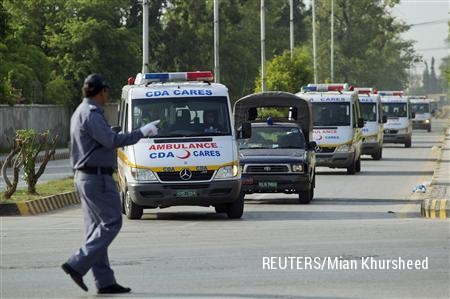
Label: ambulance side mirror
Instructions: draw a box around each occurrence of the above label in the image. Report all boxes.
[381,115,387,123]
[239,122,252,139]
[111,126,121,133]
[411,112,416,118]
[357,118,364,128]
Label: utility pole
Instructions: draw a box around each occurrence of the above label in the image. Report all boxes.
[142,0,149,73]
[214,0,220,83]
[312,0,317,83]
[261,0,266,91]
[290,0,294,60]
[330,0,334,82]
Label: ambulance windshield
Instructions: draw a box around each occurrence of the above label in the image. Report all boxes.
[411,103,430,114]
[311,102,350,126]
[132,97,231,137]
[360,103,377,121]
[382,103,407,118]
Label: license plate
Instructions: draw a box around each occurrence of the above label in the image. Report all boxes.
[258,181,277,188]
[175,190,197,197]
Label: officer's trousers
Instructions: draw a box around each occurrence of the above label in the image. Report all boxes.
[66,171,122,289]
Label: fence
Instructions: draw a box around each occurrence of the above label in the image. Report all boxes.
[0,103,118,151]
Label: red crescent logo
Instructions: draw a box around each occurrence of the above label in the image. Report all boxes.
[316,135,323,141]
[176,150,191,159]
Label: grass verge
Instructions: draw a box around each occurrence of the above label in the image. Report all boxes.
[0,177,74,203]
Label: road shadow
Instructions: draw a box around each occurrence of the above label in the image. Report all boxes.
[120,292,344,299]
[245,197,421,206]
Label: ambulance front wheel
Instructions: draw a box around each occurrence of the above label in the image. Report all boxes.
[226,192,244,219]
[125,190,143,220]
[372,148,382,160]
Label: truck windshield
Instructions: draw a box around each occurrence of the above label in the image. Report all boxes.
[131,97,231,137]
[382,103,407,117]
[311,102,350,126]
[360,103,377,121]
[239,126,305,149]
[411,103,430,113]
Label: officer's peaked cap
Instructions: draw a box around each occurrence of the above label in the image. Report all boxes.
[83,73,110,95]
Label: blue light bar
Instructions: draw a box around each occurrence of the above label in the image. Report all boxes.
[144,73,170,81]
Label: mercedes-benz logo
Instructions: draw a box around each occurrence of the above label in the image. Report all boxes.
[264,166,271,172]
[179,168,192,181]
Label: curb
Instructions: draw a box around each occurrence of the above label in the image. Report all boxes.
[421,198,450,219]
[0,191,79,216]
[421,125,450,219]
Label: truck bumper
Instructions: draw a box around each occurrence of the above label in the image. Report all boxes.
[383,133,410,144]
[315,152,355,168]
[241,173,311,193]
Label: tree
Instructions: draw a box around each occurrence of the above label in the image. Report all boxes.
[311,0,417,89]
[255,46,313,93]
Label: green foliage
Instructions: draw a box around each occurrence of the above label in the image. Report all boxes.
[45,76,73,105]
[312,0,416,89]
[255,47,313,93]
[0,0,417,104]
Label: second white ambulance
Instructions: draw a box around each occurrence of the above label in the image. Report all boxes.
[298,84,364,174]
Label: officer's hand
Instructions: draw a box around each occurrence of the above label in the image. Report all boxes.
[140,120,160,137]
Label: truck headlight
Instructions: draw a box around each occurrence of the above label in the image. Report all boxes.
[425,119,430,123]
[336,144,354,152]
[292,164,303,172]
[131,168,158,181]
[214,164,239,179]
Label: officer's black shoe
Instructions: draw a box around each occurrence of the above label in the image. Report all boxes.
[98,284,131,294]
[61,263,88,292]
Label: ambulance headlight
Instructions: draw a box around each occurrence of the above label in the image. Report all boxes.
[425,119,430,123]
[397,129,407,134]
[364,136,377,143]
[214,164,239,179]
[291,164,303,172]
[131,168,157,181]
[336,144,354,152]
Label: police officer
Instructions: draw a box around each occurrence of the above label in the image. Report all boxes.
[61,74,159,294]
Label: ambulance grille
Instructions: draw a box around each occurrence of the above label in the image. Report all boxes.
[157,171,214,181]
[318,147,336,153]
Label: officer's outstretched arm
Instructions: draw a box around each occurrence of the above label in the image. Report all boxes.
[87,113,143,149]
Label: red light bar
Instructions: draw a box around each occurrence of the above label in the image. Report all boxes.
[378,91,404,96]
[354,87,377,94]
[186,71,214,82]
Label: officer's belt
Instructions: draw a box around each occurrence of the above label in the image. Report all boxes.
[77,167,114,176]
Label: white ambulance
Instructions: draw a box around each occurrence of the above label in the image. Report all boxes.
[297,84,364,174]
[380,91,413,148]
[116,71,245,219]
[409,96,432,132]
[355,88,386,160]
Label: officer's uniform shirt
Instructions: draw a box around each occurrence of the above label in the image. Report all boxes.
[70,98,143,169]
